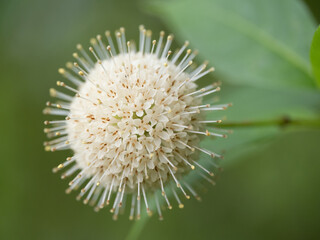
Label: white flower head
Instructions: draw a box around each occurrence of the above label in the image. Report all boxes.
[44,26,229,220]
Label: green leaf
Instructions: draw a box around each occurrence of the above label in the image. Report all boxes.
[310,26,320,87]
[147,0,317,89]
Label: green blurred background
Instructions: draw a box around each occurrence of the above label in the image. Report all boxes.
[1,0,320,239]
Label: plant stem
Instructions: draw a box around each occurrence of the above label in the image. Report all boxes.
[211,116,320,128]
[125,213,150,240]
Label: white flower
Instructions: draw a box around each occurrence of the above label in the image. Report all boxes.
[44,26,229,220]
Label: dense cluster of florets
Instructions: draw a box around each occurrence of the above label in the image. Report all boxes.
[44,26,228,220]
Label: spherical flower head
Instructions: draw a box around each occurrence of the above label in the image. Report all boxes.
[44,26,228,220]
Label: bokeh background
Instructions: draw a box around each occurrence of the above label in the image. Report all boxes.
[1,0,320,239]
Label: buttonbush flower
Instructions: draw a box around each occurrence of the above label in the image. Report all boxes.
[43,26,229,220]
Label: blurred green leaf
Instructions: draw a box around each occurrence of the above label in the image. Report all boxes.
[310,26,320,87]
[148,0,317,89]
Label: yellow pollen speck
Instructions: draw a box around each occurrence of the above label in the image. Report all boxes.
[49,88,57,97]
[58,68,65,75]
